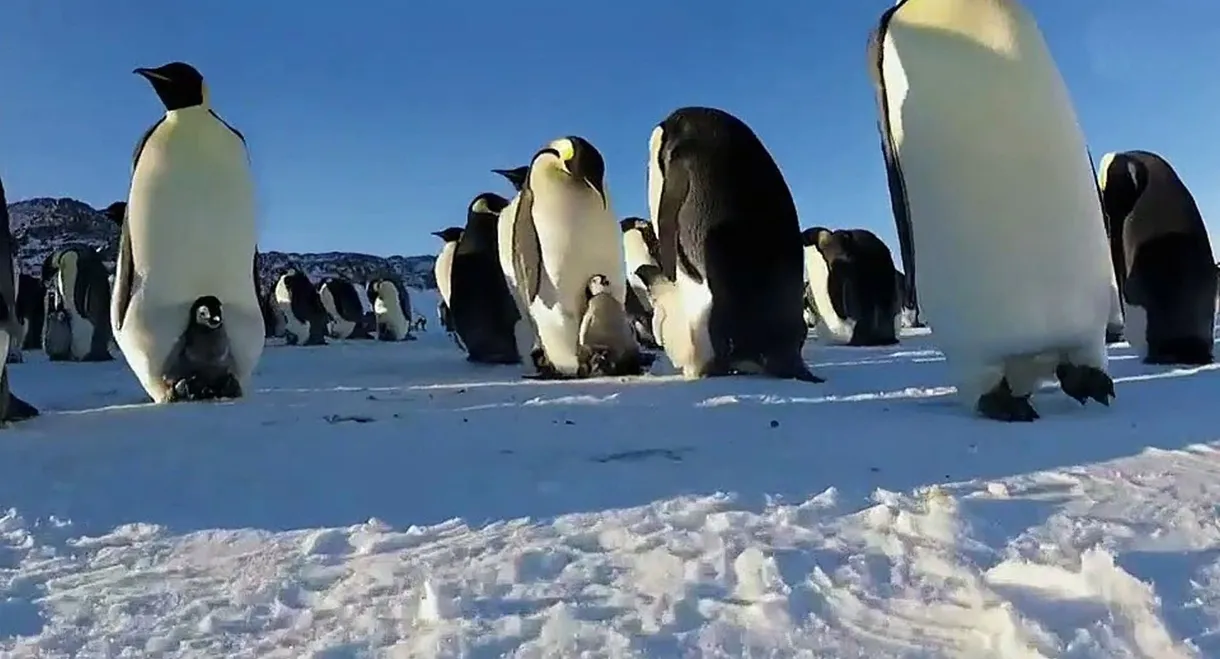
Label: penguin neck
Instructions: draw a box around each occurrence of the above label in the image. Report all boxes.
[165,104,212,121]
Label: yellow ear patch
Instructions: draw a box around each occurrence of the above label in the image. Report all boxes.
[1098,152,1116,190]
[551,138,575,161]
[815,229,833,251]
[471,198,491,214]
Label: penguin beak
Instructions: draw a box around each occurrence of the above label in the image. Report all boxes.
[431,231,445,239]
[133,67,171,83]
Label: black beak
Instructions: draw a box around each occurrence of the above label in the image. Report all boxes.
[133,67,170,82]
[431,231,445,238]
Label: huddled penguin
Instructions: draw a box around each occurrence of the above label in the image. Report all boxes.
[869,0,1115,421]
[113,61,264,403]
[431,226,463,333]
[618,217,661,349]
[508,136,645,378]
[104,201,126,228]
[802,283,820,329]
[0,174,39,423]
[578,274,652,376]
[647,107,820,382]
[493,165,542,364]
[366,275,412,341]
[16,274,44,352]
[274,268,328,346]
[318,275,371,340]
[450,192,521,364]
[1098,150,1216,365]
[43,246,113,362]
[801,226,902,346]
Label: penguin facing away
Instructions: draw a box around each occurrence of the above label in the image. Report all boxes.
[318,275,371,339]
[632,263,706,378]
[450,192,522,364]
[801,226,901,347]
[648,106,820,382]
[511,136,644,378]
[274,268,328,346]
[0,175,39,424]
[493,165,544,365]
[366,275,412,341]
[113,61,264,402]
[578,274,653,376]
[619,217,661,350]
[43,246,113,362]
[869,0,1115,421]
[1098,149,1216,365]
[16,273,45,352]
[431,226,464,333]
[162,295,241,401]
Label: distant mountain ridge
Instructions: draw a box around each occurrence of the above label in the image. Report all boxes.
[6,197,439,290]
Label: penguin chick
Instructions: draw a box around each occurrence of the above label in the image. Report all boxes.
[577,274,652,377]
[164,295,241,402]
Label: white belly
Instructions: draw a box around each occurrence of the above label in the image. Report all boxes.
[804,245,856,345]
[374,294,409,340]
[497,194,540,358]
[528,198,626,375]
[435,242,457,306]
[275,278,309,343]
[116,108,263,403]
[882,9,1112,364]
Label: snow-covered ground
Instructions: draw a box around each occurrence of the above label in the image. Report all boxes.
[2,322,1219,658]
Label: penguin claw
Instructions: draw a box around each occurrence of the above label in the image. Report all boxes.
[976,379,1039,422]
[1056,363,1115,407]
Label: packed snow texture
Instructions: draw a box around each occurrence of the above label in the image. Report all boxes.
[1,312,1219,657]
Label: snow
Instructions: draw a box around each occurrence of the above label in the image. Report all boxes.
[1,324,1219,658]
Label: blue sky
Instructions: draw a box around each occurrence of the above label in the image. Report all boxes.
[1,1,1215,259]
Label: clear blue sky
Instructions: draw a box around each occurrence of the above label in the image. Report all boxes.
[1,1,1216,259]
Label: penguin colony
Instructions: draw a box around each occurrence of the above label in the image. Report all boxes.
[0,0,1212,426]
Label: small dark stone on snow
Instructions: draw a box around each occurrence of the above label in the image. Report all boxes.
[870,466,880,473]
[769,420,779,428]
[564,420,575,425]
[323,414,375,424]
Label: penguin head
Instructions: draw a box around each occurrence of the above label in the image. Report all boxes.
[586,274,611,300]
[103,202,126,228]
[468,193,509,218]
[801,227,833,251]
[619,217,652,234]
[491,166,530,192]
[190,295,224,330]
[531,137,607,205]
[134,62,207,111]
[431,227,465,243]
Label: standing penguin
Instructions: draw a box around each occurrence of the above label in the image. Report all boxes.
[16,274,44,351]
[647,107,820,382]
[493,165,542,365]
[431,226,463,333]
[619,217,661,350]
[450,192,521,364]
[1098,150,1216,365]
[509,136,644,378]
[43,246,113,362]
[113,62,264,402]
[104,201,126,228]
[0,174,39,423]
[318,275,371,340]
[578,274,651,375]
[802,227,902,347]
[274,268,328,346]
[869,0,1115,421]
[366,275,412,341]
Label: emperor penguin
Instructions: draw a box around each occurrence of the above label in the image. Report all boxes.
[113,61,264,402]
[647,107,821,382]
[366,275,412,341]
[632,264,704,377]
[509,136,643,378]
[1098,149,1216,365]
[493,165,543,366]
[274,268,328,345]
[162,296,241,401]
[16,273,45,352]
[431,226,464,333]
[868,0,1116,421]
[801,226,902,347]
[104,201,126,228]
[450,192,521,364]
[0,174,39,424]
[318,275,371,339]
[578,274,652,376]
[43,246,113,362]
[619,217,661,349]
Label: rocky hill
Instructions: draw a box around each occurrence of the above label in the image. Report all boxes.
[6,197,438,291]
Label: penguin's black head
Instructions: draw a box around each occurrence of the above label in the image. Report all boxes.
[586,274,611,300]
[533,136,606,203]
[135,62,206,112]
[468,193,508,218]
[103,201,126,227]
[491,166,529,192]
[432,226,465,243]
[190,295,224,330]
[620,217,651,234]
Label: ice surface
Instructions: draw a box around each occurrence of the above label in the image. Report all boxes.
[0,318,1218,658]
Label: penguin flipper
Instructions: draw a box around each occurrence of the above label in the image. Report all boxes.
[512,188,543,303]
[654,159,694,283]
[132,117,166,170]
[113,226,135,334]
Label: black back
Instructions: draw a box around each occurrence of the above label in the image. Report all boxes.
[806,227,900,346]
[450,193,520,363]
[321,276,364,323]
[653,106,808,369]
[0,175,37,421]
[282,270,326,323]
[17,274,44,349]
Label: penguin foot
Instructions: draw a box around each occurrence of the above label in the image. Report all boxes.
[1105,327,1125,345]
[976,379,1039,422]
[6,350,22,364]
[167,374,243,403]
[761,354,825,383]
[1055,363,1115,406]
[4,393,39,422]
[81,351,114,362]
[302,336,327,347]
[1144,338,1214,366]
